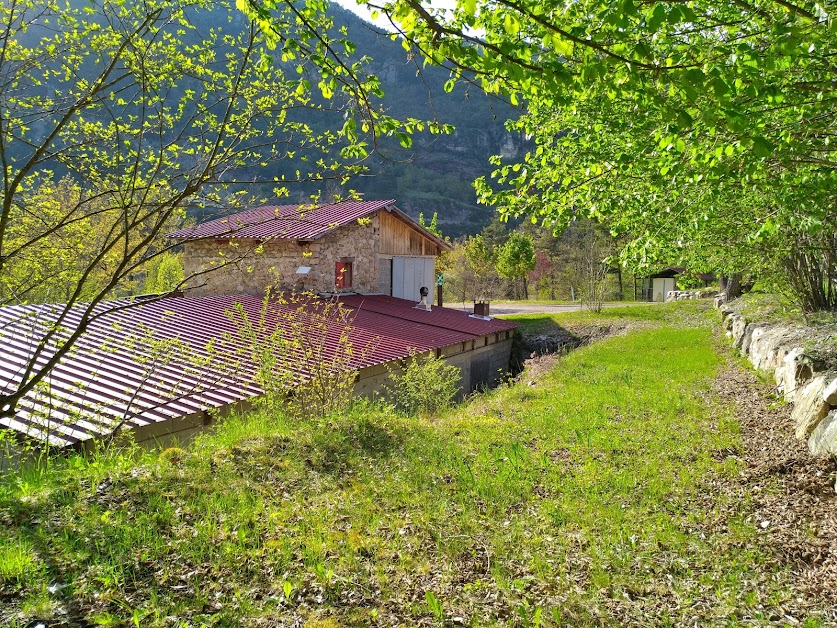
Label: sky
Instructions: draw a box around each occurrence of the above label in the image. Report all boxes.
[332,0,398,30]
[331,0,458,31]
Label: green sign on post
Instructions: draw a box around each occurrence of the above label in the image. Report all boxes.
[436,273,444,286]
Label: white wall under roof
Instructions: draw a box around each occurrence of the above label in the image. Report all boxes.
[391,256,436,305]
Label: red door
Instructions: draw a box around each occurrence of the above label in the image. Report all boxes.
[335,261,352,289]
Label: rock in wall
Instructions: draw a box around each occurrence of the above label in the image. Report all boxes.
[719,306,837,457]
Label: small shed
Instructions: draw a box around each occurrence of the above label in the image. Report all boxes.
[642,267,715,302]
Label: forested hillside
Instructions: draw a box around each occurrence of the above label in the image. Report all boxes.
[14,1,519,239]
[329,6,523,237]
[274,4,524,237]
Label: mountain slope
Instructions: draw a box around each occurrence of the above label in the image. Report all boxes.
[15,1,523,238]
[282,3,525,237]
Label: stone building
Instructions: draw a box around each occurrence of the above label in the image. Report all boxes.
[167,199,451,301]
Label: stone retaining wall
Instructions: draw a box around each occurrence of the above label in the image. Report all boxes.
[666,289,717,302]
[719,305,837,457]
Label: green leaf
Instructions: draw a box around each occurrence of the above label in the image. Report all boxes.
[396,132,413,148]
[683,68,705,87]
[504,13,519,36]
[646,4,667,31]
[676,110,693,130]
[553,37,574,57]
[751,136,774,158]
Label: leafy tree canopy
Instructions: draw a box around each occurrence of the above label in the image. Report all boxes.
[496,230,535,281]
[369,0,837,309]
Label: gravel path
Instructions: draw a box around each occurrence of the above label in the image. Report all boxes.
[708,357,837,617]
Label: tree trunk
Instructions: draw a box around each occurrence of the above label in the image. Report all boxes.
[783,243,837,313]
[523,276,529,300]
[720,273,743,300]
[616,267,623,300]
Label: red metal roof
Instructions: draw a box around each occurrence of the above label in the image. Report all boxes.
[0,294,517,447]
[167,199,396,241]
[338,294,518,337]
[650,267,715,282]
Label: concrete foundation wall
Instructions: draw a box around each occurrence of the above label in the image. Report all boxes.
[352,331,514,399]
[442,336,514,392]
[130,411,214,449]
[353,363,392,398]
[119,399,255,450]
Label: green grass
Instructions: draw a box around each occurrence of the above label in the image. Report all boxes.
[0,303,826,626]
[734,292,803,325]
[505,301,705,335]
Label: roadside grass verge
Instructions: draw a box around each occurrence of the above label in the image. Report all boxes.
[506,301,704,333]
[0,304,825,626]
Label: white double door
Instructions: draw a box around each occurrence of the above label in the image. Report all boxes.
[392,256,436,304]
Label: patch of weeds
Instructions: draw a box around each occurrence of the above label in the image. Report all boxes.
[734,291,802,323]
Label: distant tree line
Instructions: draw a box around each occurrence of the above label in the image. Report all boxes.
[438,217,632,311]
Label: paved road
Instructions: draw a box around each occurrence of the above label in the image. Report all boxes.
[443,301,657,316]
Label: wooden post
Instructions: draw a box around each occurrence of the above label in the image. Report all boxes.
[437,284,443,307]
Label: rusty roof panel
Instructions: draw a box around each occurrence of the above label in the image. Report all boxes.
[337,294,519,337]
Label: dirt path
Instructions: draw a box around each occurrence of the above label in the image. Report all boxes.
[706,358,837,617]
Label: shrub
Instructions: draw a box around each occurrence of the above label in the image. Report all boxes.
[227,291,376,419]
[385,350,461,416]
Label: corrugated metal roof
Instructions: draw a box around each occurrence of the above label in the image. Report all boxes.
[0,294,517,448]
[167,199,397,241]
[338,294,519,337]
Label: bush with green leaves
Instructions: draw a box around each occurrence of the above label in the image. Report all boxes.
[385,350,461,416]
[227,291,376,419]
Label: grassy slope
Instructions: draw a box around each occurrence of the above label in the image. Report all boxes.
[0,303,823,626]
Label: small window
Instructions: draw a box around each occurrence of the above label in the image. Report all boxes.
[335,261,353,289]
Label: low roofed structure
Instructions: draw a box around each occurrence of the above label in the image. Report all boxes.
[0,293,517,449]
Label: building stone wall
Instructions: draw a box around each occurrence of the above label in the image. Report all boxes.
[181,215,381,297]
[314,215,381,294]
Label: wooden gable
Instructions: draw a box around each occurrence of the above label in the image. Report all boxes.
[378,209,445,256]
